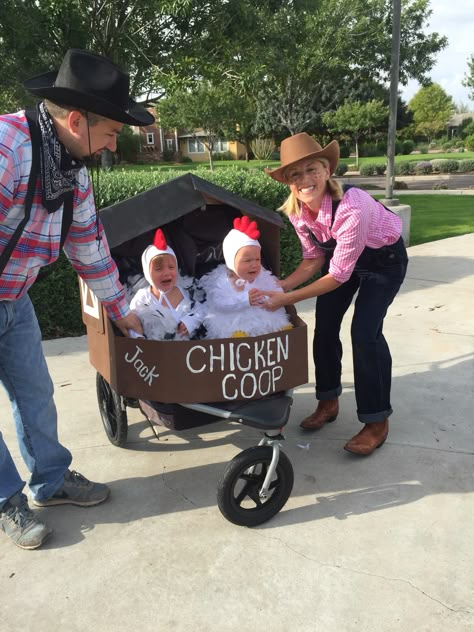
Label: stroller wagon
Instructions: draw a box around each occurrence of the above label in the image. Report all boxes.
[81,173,308,526]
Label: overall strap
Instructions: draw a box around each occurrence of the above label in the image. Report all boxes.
[0,108,40,278]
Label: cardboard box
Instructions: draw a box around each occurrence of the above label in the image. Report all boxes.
[82,173,308,403]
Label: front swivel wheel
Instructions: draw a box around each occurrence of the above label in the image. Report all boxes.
[217,446,294,527]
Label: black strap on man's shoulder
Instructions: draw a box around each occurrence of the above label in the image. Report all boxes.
[0,109,40,278]
[0,107,74,281]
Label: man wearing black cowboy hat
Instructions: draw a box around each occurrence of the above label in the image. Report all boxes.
[0,49,154,549]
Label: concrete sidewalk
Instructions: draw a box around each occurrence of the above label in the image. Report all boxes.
[1,235,473,632]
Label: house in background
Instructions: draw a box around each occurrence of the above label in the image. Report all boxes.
[132,111,246,163]
[133,109,179,163]
[447,112,473,139]
[178,129,247,162]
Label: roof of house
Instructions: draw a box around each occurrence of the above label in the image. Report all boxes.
[99,172,284,249]
[447,112,474,126]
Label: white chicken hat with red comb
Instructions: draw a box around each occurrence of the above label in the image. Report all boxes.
[223,216,261,274]
[141,228,177,285]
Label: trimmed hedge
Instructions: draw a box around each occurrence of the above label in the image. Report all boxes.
[360,163,386,176]
[415,161,432,175]
[394,161,416,175]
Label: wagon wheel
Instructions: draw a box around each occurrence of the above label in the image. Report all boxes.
[96,373,128,447]
[217,446,294,527]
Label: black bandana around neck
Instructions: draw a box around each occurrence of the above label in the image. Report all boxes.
[37,102,85,213]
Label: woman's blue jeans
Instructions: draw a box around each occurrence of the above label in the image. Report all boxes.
[314,240,408,423]
[0,294,71,509]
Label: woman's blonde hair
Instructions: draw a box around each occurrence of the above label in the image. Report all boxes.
[279,157,343,217]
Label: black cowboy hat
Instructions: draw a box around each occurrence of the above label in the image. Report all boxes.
[23,49,154,127]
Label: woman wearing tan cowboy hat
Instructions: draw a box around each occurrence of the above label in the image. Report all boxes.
[257,132,408,456]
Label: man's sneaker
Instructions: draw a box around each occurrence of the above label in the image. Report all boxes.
[1,493,52,550]
[33,470,110,508]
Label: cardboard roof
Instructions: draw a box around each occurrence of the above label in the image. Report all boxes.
[99,172,284,249]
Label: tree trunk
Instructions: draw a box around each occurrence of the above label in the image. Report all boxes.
[208,149,214,172]
[355,138,359,167]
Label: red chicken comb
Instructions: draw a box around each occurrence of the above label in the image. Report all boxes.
[233,215,260,240]
[153,228,167,250]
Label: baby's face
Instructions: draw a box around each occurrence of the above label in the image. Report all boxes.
[150,254,177,292]
[234,245,261,282]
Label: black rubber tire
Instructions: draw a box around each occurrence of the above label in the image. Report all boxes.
[96,373,128,446]
[217,446,294,527]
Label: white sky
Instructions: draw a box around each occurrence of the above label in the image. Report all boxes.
[400,0,474,108]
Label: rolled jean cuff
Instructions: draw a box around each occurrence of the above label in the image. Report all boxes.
[357,407,393,423]
[316,385,342,400]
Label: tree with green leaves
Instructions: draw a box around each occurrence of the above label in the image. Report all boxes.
[323,100,388,166]
[462,54,474,102]
[179,0,447,136]
[408,83,454,143]
[0,0,198,110]
[158,82,239,170]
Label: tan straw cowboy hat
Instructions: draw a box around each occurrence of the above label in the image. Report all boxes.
[265,133,339,183]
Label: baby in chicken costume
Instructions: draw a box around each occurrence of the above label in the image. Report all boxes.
[200,216,292,338]
[130,229,204,340]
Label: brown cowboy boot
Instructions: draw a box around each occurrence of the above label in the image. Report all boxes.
[300,398,339,430]
[344,420,389,455]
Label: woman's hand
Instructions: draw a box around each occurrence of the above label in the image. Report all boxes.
[252,289,288,311]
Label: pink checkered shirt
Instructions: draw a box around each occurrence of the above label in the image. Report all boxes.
[288,187,403,283]
[0,111,129,320]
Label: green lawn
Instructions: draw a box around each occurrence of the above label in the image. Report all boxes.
[374,195,474,246]
[120,152,474,173]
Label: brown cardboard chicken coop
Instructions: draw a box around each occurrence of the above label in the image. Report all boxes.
[81,173,308,404]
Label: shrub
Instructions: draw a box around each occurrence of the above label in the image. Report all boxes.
[161,147,175,162]
[393,180,408,189]
[359,163,386,176]
[458,159,474,173]
[401,139,415,155]
[438,159,459,173]
[250,138,275,160]
[214,151,233,161]
[441,140,455,152]
[394,161,415,175]
[417,144,429,154]
[414,161,433,175]
[431,159,445,173]
[339,144,350,158]
[464,134,474,152]
[359,163,376,176]
[335,163,348,176]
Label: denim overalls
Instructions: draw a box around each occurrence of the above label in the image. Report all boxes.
[307,186,408,423]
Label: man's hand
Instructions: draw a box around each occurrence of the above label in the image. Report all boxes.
[115,312,143,337]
